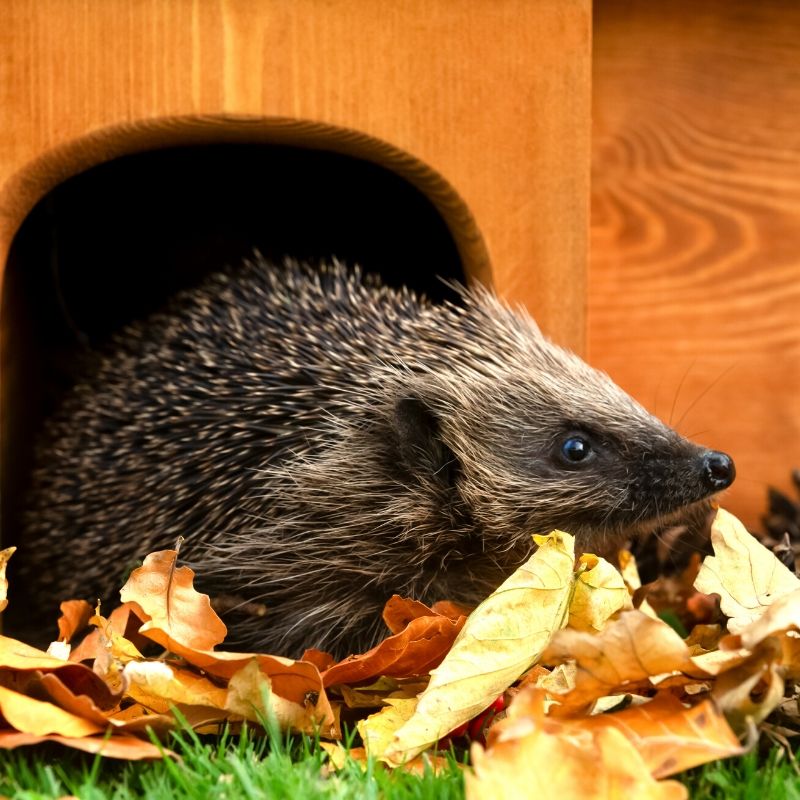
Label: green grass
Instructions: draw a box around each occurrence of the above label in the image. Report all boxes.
[2,727,800,799]
[0,724,466,800]
[681,748,800,800]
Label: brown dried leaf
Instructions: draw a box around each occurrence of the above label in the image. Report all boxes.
[119,550,227,652]
[541,611,708,708]
[0,547,15,614]
[494,687,742,779]
[382,596,440,635]
[0,730,168,759]
[322,611,466,688]
[468,720,686,800]
[57,600,94,644]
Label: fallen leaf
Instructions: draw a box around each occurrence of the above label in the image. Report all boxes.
[735,588,800,652]
[384,529,575,765]
[541,611,708,709]
[711,639,786,731]
[119,550,227,652]
[494,687,742,779]
[0,730,168,759]
[225,659,327,735]
[468,718,686,800]
[568,553,631,631]
[69,603,146,664]
[322,612,465,688]
[0,685,103,738]
[57,600,94,643]
[695,508,800,633]
[0,547,15,613]
[123,660,228,714]
[383,596,440,634]
[358,697,419,759]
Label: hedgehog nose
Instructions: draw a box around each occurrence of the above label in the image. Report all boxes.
[702,450,736,491]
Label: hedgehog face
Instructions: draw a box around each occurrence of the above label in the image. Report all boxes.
[391,361,735,553]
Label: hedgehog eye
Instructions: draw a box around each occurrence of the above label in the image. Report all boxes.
[560,436,592,463]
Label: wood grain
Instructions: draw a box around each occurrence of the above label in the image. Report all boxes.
[0,0,591,349]
[590,0,800,527]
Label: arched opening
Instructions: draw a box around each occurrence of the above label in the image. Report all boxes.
[1,142,467,549]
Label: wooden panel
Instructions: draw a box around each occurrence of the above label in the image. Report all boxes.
[590,0,800,527]
[0,0,591,349]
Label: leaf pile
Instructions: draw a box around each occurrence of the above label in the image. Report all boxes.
[1,509,799,799]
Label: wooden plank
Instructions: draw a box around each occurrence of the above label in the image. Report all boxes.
[590,0,800,527]
[0,0,590,349]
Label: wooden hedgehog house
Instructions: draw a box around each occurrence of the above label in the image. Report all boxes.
[0,1,591,545]
[10,0,797,552]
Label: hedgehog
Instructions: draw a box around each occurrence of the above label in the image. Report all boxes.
[13,257,735,657]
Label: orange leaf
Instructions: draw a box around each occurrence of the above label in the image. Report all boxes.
[57,600,93,644]
[469,719,686,800]
[322,613,466,687]
[0,730,168,759]
[119,550,227,652]
[0,635,118,709]
[0,547,15,614]
[383,596,439,635]
[301,649,336,672]
[493,687,742,779]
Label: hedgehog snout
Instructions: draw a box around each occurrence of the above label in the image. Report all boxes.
[700,450,736,491]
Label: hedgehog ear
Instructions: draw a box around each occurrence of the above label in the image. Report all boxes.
[393,396,458,486]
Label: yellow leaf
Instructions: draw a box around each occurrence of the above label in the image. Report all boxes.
[694,508,800,634]
[358,697,418,759]
[224,659,324,735]
[383,529,575,764]
[736,588,800,651]
[123,661,228,713]
[568,553,631,631]
[0,685,103,738]
[711,639,785,731]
